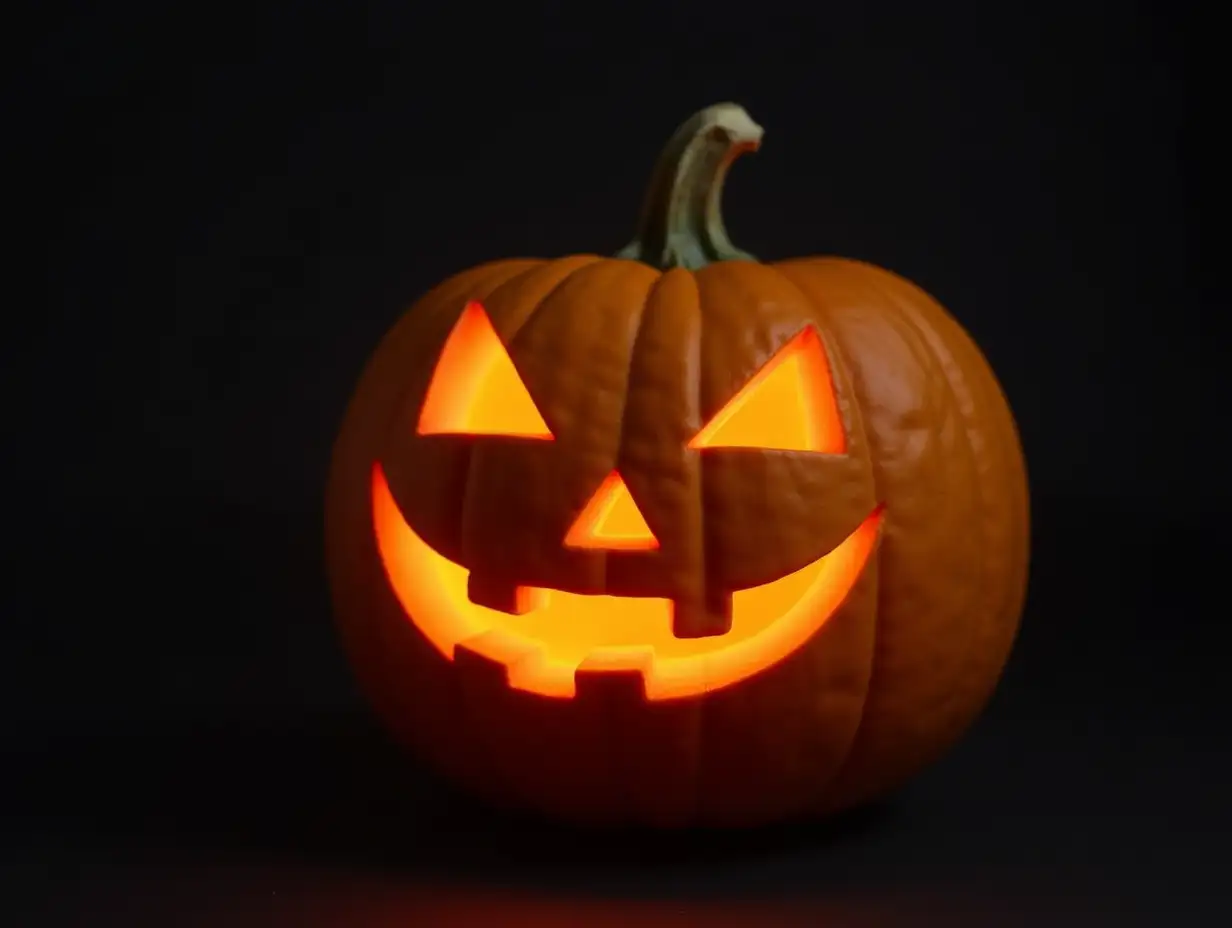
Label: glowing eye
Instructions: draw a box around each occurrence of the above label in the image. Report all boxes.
[417,301,554,439]
[688,326,845,453]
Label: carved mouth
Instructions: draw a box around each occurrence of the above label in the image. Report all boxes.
[372,462,882,701]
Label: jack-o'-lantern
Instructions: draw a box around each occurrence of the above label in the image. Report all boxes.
[325,103,1029,828]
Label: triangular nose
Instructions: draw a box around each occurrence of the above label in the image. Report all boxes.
[564,470,659,551]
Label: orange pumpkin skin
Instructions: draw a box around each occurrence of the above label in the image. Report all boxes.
[325,106,1029,828]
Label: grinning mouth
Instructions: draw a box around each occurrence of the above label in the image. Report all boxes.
[372,462,883,701]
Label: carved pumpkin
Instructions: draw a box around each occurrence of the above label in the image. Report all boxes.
[325,103,1029,828]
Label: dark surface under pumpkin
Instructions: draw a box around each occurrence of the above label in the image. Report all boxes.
[325,105,1030,827]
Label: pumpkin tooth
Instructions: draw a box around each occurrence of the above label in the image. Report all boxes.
[455,629,545,676]
[670,590,734,639]
[577,646,656,674]
[455,631,572,696]
[574,648,654,703]
[467,572,540,614]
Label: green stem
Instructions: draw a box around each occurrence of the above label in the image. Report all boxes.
[616,103,764,270]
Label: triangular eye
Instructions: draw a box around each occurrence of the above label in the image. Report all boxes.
[688,326,845,453]
[417,301,554,439]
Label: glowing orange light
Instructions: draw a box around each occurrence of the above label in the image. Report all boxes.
[564,470,659,551]
[689,326,845,453]
[372,463,881,701]
[416,301,553,439]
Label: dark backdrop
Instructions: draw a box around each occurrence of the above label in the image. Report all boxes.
[5,1,1225,925]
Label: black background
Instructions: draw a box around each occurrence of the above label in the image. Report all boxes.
[6,1,1227,924]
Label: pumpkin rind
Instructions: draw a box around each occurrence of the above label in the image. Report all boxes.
[325,104,1028,827]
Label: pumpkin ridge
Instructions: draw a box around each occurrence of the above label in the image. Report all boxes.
[770,258,886,793]
[890,277,1030,663]
[498,255,609,347]
[870,266,1028,719]
[379,259,554,566]
[828,262,994,805]
[400,260,551,791]
[326,260,541,802]
[860,264,992,654]
[594,260,661,591]
[457,255,609,571]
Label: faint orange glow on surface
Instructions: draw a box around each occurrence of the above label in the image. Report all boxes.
[416,301,554,439]
[564,470,660,551]
[372,463,881,700]
[689,326,845,453]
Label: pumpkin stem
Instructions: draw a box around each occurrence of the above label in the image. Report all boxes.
[615,103,763,270]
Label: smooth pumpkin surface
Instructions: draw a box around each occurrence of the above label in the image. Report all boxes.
[325,103,1029,827]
